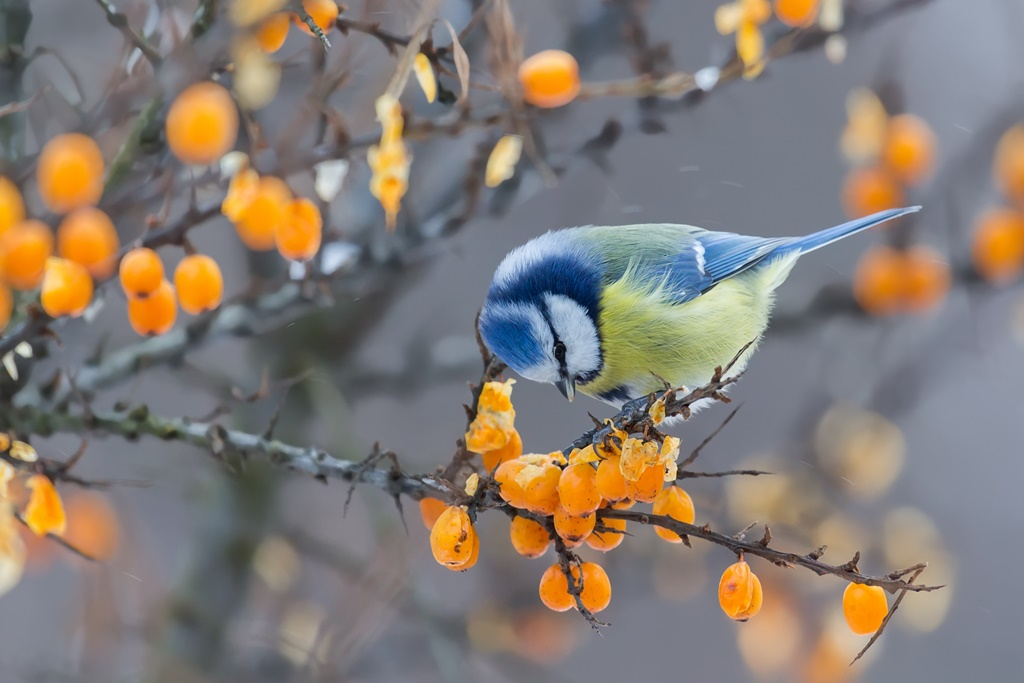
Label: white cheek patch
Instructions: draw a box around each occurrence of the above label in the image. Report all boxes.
[488,302,561,384]
[544,294,601,380]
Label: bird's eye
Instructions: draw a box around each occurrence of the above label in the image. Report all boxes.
[553,341,566,362]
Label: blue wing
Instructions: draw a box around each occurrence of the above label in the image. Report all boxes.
[657,206,920,302]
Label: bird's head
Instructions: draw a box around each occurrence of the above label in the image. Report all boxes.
[479,235,603,402]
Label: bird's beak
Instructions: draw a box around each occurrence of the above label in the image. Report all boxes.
[557,375,576,402]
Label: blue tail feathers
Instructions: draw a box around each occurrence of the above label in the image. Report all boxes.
[772,206,922,258]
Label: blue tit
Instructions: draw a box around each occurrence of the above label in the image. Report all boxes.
[478,206,920,405]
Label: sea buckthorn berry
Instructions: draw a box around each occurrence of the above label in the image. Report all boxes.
[429,505,477,569]
[276,197,322,261]
[883,114,937,186]
[972,207,1024,283]
[718,560,763,621]
[292,0,338,36]
[36,133,104,214]
[482,429,523,472]
[419,497,447,530]
[0,176,25,235]
[842,582,888,635]
[578,562,612,613]
[773,0,820,26]
[495,459,529,508]
[40,257,93,318]
[623,463,664,503]
[539,563,574,612]
[994,125,1024,204]
[841,166,905,220]
[0,284,11,331]
[518,50,581,109]
[523,463,562,516]
[510,515,550,558]
[62,491,120,561]
[127,279,177,336]
[222,167,260,222]
[174,254,224,314]
[256,12,290,52]
[24,475,66,537]
[119,247,165,299]
[557,462,601,516]
[852,245,905,316]
[902,245,950,312]
[595,454,627,501]
[553,507,595,548]
[651,486,696,543]
[611,498,635,510]
[235,176,292,250]
[585,517,626,552]
[1,220,54,290]
[459,530,481,571]
[56,207,119,279]
[165,82,239,166]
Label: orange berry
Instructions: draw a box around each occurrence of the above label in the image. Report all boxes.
[883,114,937,186]
[902,245,950,312]
[994,125,1024,204]
[292,0,338,36]
[24,475,66,537]
[62,491,120,561]
[852,245,905,316]
[595,454,627,502]
[557,462,601,516]
[174,254,224,314]
[256,13,290,52]
[842,582,888,635]
[456,530,481,571]
[718,560,763,620]
[0,175,25,236]
[539,563,574,612]
[40,257,93,317]
[276,197,322,261]
[482,429,523,472]
[165,82,239,166]
[651,485,695,543]
[126,279,177,335]
[0,284,11,331]
[222,167,260,222]
[235,176,292,250]
[523,462,562,516]
[972,207,1024,283]
[518,50,581,109]
[429,505,477,569]
[585,517,626,552]
[510,515,550,558]
[553,506,595,548]
[419,497,447,530]
[841,166,905,219]
[773,0,820,26]
[495,459,529,508]
[36,133,104,213]
[56,207,119,279]
[119,247,165,299]
[623,463,664,503]
[578,561,612,613]
[1,220,54,290]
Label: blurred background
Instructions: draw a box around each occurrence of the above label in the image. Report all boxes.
[1,0,1023,681]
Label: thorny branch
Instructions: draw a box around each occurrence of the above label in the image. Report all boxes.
[2,334,939,646]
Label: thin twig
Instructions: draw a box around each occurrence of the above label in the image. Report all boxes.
[93,0,162,65]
